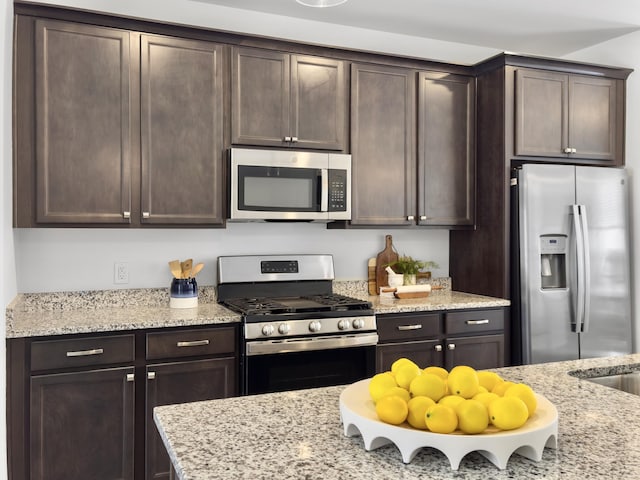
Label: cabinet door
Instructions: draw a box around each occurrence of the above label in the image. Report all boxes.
[290,55,346,150]
[569,75,619,162]
[376,340,443,372]
[231,47,290,146]
[514,69,568,158]
[140,35,225,225]
[146,358,237,480]
[350,63,416,225]
[443,334,505,371]
[30,367,134,480]
[418,72,475,226]
[34,19,131,224]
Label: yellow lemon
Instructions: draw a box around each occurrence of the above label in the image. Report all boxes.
[455,399,489,434]
[375,395,408,425]
[477,385,488,394]
[491,380,516,397]
[473,391,500,410]
[409,373,447,402]
[504,383,538,418]
[447,365,479,398]
[407,396,436,430]
[425,404,458,433]
[379,386,411,403]
[368,372,398,402]
[423,366,449,380]
[391,357,419,374]
[488,396,529,430]
[437,394,465,408]
[477,371,503,392]
[395,363,422,389]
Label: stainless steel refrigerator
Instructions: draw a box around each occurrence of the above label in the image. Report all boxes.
[512,164,632,364]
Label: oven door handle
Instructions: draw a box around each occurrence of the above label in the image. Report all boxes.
[246,333,379,356]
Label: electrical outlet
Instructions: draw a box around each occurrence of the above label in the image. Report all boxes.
[114,262,129,284]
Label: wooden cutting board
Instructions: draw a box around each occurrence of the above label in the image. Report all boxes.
[375,234,398,293]
[367,258,377,295]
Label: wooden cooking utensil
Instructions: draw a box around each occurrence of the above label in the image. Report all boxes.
[191,263,204,277]
[168,260,182,279]
[181,259,193,278]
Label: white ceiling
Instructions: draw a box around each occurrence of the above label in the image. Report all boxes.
[194,0,640,57]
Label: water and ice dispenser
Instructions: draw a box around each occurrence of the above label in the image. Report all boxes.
[540,235,567,289]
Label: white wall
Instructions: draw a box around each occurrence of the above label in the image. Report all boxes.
[2,0,15,478]
[562,30,640,352]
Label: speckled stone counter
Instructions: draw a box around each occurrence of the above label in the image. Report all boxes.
[5,279,508,338]
[154,354,640,480]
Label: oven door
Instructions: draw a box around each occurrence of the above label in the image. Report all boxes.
[243,333,378,395]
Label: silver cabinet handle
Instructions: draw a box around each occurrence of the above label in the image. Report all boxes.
[291,136,298,143]
[447,343,456,350]
[123,211,131,219]
[176,339,210,348]
[284,136,292,142]
[571,148,577,154]
[142,211,150,218]
[407,215,415,221]
[66,348,104,357]
[397,324,423,331]
[564,147,573,153]
[126,373,135,382]
[420,215,427,220]
[148,371,156,380]
[434,344,443,352]
[465,319,489,325]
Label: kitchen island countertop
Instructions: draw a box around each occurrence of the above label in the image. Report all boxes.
[154,354,640,480]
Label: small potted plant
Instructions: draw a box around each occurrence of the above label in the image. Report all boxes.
[387,256,439,285]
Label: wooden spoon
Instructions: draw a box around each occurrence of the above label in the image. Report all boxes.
[191,263,204,277]
[181,259,193,278]
[168,260,182,279]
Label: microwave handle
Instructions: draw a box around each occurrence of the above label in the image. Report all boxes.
[321,169,328,212]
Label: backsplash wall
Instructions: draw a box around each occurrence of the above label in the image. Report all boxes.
[14,224,449,293]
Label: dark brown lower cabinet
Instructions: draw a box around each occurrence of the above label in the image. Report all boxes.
[30,367,135,480]
[376,308,507,373]
[146,358,236,480]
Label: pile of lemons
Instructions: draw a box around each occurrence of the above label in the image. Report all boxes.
[368,358,537,434]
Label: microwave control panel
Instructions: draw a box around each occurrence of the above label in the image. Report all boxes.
[328,169,347,212]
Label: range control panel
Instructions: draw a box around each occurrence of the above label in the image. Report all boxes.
[260,260,299,274]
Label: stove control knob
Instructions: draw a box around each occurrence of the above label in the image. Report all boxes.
[308,320,322,333]
[338,319,351,330]
[352,318,366,330]
[262,324,275,336]
[278,323,290,335]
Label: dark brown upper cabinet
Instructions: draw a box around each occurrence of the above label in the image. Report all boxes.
[140,35,225,225]
[14,18,226,227]
[418,72,476,227]
[514,68,623,164]
[350,63,416,226]
[231,46,346,151]
[33,19,133,225]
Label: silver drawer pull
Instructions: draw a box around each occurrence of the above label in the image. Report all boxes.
[447,343,456,350]
[148,371,156,380]
[465,319,489,325]
[435,345,443,352]
[66,348,104,357]
[177,339,210,348]
[126,373,135,382]
[397,324,423,331]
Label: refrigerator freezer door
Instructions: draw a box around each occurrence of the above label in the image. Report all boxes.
[575,167,632,358]
[519,164,579,363]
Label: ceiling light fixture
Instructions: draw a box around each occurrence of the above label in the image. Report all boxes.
[296,0,348,7]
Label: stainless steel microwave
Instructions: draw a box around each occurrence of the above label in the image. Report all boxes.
[228,148,351,222]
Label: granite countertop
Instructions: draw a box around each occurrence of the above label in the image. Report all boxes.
[5,280,509,338]
[154,354,640,480]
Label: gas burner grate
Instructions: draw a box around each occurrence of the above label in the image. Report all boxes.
[302,294,371,311]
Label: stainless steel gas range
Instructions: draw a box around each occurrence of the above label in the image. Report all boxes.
[217,254,378,395]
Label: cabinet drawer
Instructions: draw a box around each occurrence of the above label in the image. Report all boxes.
[146,327,236,360]
[377,313,440,342]
[444,309,504,335]
[31,334,135,371]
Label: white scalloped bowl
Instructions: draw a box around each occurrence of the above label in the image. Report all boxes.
[339,379,558,470]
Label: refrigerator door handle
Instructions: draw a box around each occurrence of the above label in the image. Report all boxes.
[572,204,586,334]
[579,205,591,333]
